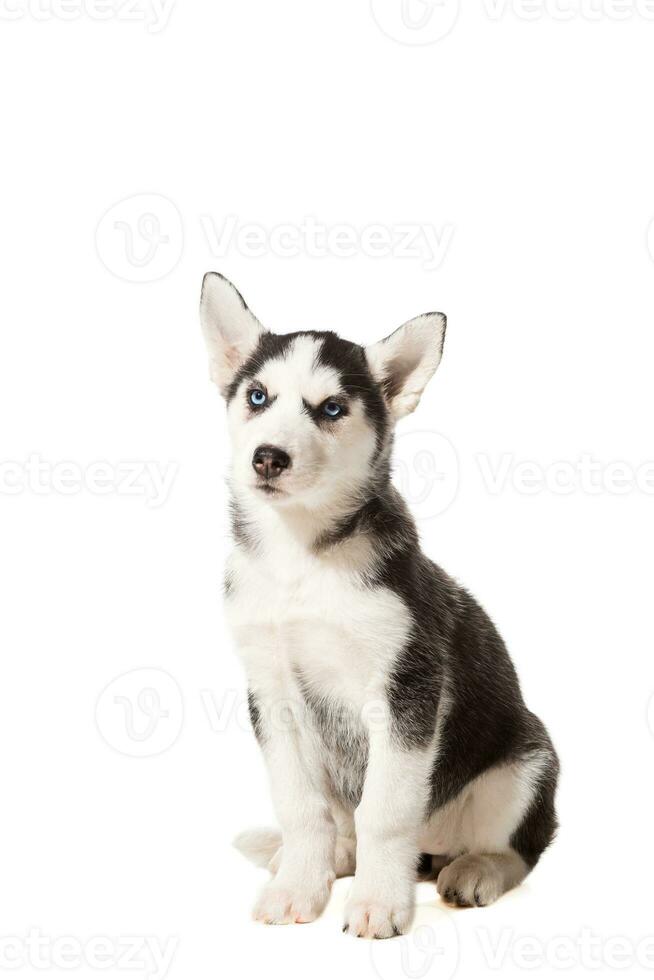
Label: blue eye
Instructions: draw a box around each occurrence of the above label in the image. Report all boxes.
[249,389,267,407]
[323,401,342,418]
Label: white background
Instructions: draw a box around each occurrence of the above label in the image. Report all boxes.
[2,1,654,978]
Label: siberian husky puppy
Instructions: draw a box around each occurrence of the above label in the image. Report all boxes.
[200,272,558,940]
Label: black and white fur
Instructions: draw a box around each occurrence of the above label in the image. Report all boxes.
[200,273,558,939]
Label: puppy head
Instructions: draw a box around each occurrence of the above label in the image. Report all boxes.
[200,273,446,508]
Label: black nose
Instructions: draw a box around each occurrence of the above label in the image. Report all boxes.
[252,445,291,479]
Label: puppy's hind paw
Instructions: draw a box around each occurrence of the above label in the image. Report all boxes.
[437,854,511,908]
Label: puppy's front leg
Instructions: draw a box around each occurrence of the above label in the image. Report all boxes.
[252,699,337,925]
[344,725,433,939]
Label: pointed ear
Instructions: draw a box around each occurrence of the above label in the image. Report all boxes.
[366,313,447,420]
[199,272,267,396]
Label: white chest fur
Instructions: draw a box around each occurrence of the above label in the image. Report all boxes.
[225,540,411,713]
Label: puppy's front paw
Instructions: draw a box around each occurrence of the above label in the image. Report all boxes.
[253,876,333,925]
[343,897,413,939]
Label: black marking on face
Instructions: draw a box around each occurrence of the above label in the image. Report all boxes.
[226,332,298,402]
[313,333,388,449]
[245,381,276,416]
[301,396,349,428]
[226,329,389,451]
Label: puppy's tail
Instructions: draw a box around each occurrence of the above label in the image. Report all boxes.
[233,827,281,868]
